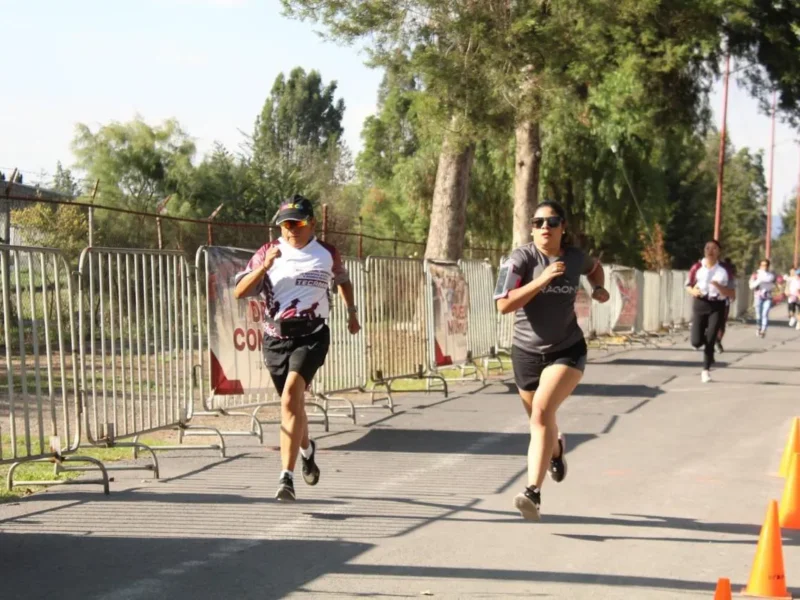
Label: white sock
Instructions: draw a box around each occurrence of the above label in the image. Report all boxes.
[280,470,293,481]
[300,442,313,459]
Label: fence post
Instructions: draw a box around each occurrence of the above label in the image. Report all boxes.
[88,179,99,246]
[2,168,16,245]
[207,204,224,246]
[358,216,364,259]
[156,217,163,249]
[393,226,398,257]
[322,203,329,242]
[1,169,15,318]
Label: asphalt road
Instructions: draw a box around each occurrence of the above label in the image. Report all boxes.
[2,310,799,599]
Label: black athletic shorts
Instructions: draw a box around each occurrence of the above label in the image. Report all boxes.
[262,325,330,396]
[511,338,588,392]
[789,301,798,313]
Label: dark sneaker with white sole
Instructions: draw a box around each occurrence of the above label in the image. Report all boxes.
[514,487,541,521]
[301,440,320,486]
[548,433,568,483]
[275,475,295,501]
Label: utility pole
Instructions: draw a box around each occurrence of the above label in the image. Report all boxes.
[714,53,731,241]
[766,90,777,260]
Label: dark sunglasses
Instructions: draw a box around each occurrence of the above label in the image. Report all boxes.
[530,216,564,229]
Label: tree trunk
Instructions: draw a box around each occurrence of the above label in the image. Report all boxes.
[424,132,475,261]
[512,120,541,249]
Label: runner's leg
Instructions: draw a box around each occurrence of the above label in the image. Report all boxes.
[704,306,724,371]
[280,371,308,473]
[526,364,583,490]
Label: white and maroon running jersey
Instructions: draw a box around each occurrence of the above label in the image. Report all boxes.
[234,237,349,338]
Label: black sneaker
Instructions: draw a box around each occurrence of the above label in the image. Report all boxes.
[275,475,295,501]
[513,486,541,521]
[301,440,320,486]
[548,433,568,483]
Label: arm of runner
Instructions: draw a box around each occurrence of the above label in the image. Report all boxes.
[331,246,361,334]
[711,280,735,299]
[685,262,703,297]
[584,256,609,303]
[495,251,563,314]
[233,245,280,299]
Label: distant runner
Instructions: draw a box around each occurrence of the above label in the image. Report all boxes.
[494,200,609,521]
[685,240,735,383]
[788,268,800,329]
[749,259,777,338]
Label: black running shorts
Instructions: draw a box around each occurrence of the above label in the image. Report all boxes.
[511,338,588,392]
[262,325,330,396]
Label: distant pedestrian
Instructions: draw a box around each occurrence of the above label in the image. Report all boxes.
[685,240,735,383]
[749,258,777,337]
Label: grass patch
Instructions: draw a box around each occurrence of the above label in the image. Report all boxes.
[376,355,513,392]
[0,434,162,504]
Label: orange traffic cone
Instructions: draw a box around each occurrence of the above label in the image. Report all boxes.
[779,453,800,529]
[742,500,790,598]
[714,577,732,600]
[778,417,799,478]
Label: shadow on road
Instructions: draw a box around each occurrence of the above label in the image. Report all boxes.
[326,428,596,456]
[497,381,664,400]
[0,533,372,600]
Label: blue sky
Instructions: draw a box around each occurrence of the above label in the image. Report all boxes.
[1,0,798,232]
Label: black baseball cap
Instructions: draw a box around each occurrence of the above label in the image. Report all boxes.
[275,194,315,224]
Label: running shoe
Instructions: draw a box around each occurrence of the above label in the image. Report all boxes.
[701,370,711,383]
[514,487,541,521]
[548,433,568,483]
[301,439,320,486]
[275,474,296,501]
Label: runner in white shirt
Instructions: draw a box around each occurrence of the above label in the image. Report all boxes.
[788,268,800,329]
[749,258,777,337]
[685,240,735,382]
[234,195,360,501]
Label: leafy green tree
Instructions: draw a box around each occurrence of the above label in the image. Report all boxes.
[246,67,348,223]
[71,117,196,247]
[51,161,81,198]
[15,202,88,261]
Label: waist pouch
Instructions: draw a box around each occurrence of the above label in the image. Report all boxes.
[267,317,324,338]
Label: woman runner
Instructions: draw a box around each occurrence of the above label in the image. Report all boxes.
[786,268,799,329]
[494,200,609,521]
[749,259,777,337]
[685,240,735,382]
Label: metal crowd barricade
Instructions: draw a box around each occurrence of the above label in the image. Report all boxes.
[424,259,483,385]
[495,256,514,354]
[77,247,221,471]
[365,256,447,399]
[192,245,330,436]
[1,245,109,493]
[641,271,662,334]
[588,265,615,338]
[671,270,690,328]
[313,256,382,419]
[458,258,504,376]
[658,270,674,331]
